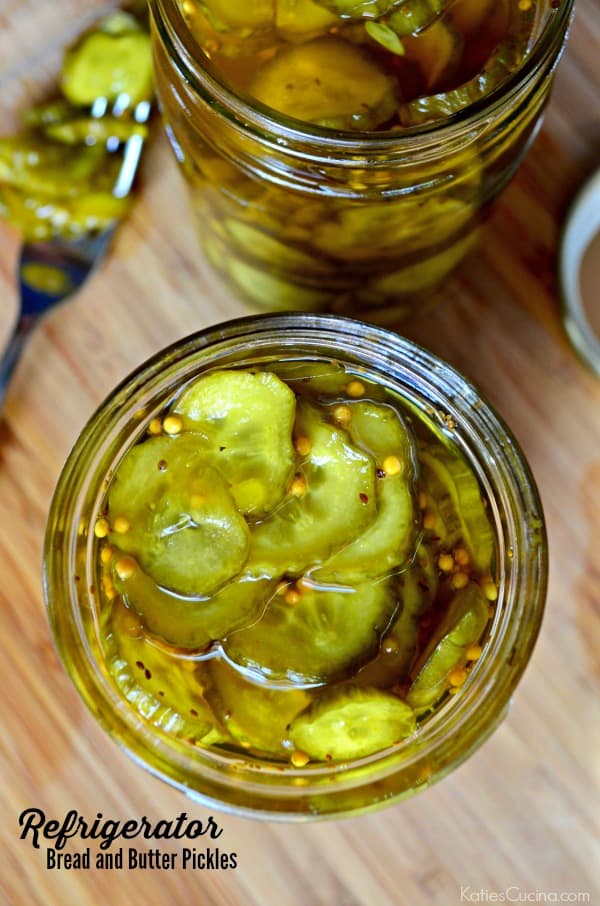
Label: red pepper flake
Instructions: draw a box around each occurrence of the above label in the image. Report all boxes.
[74,575,81,582]
[359,493,369,504]
[190,709,198,717]
[135,661,144,670]
[144,668,152,680]
[158,691,165,697]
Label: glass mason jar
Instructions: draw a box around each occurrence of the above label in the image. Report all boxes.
[44,314,547,819]
[149,0,574,321]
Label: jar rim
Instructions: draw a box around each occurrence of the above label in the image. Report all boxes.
[44,313,548,819]
[149,0,575,152]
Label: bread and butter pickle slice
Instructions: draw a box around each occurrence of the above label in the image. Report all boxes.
[249,38,398,131]
[399,36,528,125]
[355,542,439,687]
[313,402,417,583]
[102,598,223,743]
[206,660,311,756]
[173,369,295,517]
[387,0,452,37]
[112,558,274,650]
[228,258,335,311]
[276,0,339,41]
[407,583,488,711]
[289,686,416,761]
[61,16,153,105]
[107,435,250,597]
[0,137,107,199]
[199,0,275,33]
[420,444,495,572]
[402,18,463,91]
[250,400,377,574]
[45,117,148,146]
[223,580,397,685]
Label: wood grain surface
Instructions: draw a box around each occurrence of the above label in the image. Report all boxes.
[1,2,599,905]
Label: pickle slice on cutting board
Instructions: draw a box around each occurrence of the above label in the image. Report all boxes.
[61,21,153,106]
[407,583,488,711]
[44,117,148,145]
[313,401,418,582]
[0,138,107,199]
[249,400,377,575]
[206,660,311,755]
[107,435,250,596]
[419,444,495,572]
[355,542,439,687]
[102,598,222,742]
[173,369,296,517]
[248,37,398,130]
[289,686,416,761]
[112,559,274,650]
[223,580,398,685]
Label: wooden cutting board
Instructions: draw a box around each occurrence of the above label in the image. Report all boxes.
[1,2,599,904]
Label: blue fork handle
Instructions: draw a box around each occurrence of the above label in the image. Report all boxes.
[0,315,38,411]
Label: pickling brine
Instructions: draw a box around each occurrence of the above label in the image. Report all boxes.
[150,0,573,318]
[94,361,498,765]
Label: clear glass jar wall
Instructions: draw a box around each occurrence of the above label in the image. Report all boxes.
[149,0,574,320]
[44,314,547,819]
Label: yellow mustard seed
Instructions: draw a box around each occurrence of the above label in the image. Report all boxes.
[290,750,310,768]
[285,589,302,606]
[148,418,162,436]
[519,0,532,9]
[452,571,469,590]
[100,545,113,566]
[423,511,436,530]
[163,415,183,436]
[102,575,116,601]
[289,475,307,497]
[438,553,454,573]
[115,556,137,581]
[346,380,365,398]
[482,578,498,601]
[294,436,312,457]
[113,516,131,535]
[454,547,470,567]
[466,644,483,661]
[332,404,352,426]
[448,666,468,687]
[382,455,402,477]
[94,517,110,539]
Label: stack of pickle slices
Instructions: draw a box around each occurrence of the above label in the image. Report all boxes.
[97,363,496,765]
[0,11,153,241]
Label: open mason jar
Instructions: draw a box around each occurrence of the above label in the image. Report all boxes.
[149,0,574,320]
[44,314,547,819]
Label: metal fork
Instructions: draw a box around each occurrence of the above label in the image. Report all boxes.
[0,94,152,409]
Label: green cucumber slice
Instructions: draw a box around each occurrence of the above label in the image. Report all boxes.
[355,542,439,686]
[250,400,377,574]
[112,558,274,650]
[206,660,311,756]
[61,25,153,106]
[289,686,416,761]
[101,598,222,743]
[223,580,398,685]
[407,583,489,711]
[313,401,418,582]
[173,369,296,517]
[107,435,250,596]
[419,444,495,572]
[249,37,398,131]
